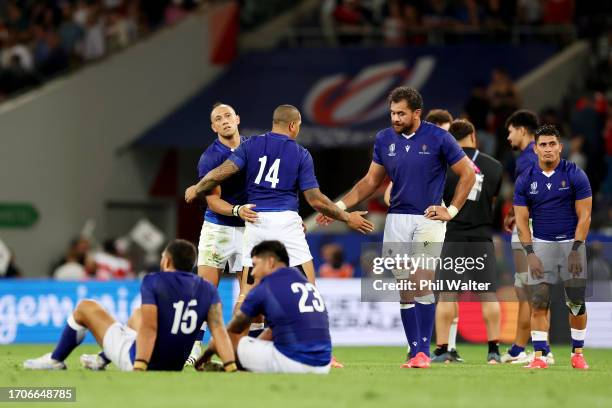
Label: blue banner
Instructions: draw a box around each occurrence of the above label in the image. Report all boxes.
[136,44,555,148]
[0,279,235,344]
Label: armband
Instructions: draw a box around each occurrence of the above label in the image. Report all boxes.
[523,244,534,255]
[447,205,459,219]
[335,200,347,211]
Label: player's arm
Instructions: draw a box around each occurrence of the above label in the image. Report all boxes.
[205,186,258,223]
[515,204,544,278]
[383,182,392,207]
[133,304,157,371]
[574,197,592,243]
[425,156,475,221]
[304,188,374,234]
[185,159,240,203]
[205,302,237,372]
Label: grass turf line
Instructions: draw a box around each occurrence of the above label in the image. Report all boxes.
[1,344,611,408]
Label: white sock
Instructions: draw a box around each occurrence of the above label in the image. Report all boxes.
[448,317,458,351]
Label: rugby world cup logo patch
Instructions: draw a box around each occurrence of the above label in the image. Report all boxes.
[530,181,538,194]
[388,143,396,156]
[418,144,430,155]
[303,57,436,127]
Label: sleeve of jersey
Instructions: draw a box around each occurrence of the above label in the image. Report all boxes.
[372,137,382,165]
[140,275,157,305]
[441,132,466,166]
[573,167,593,200]
[197,152,216,179]
[298,149,320,191]
[239,286,263,318]
[228,140,248,170]
[513,176,528,206]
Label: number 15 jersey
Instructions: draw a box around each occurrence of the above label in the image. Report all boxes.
[140,271,220,370]
[228,132,319,212]
[240,267,332,366]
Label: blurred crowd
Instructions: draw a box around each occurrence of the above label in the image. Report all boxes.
[0,0,202,100]
[318,0,609,46]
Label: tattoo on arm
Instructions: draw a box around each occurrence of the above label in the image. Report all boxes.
[226,311,252,334]
[303,189,348,222]
[206,303,225,331]
[195,160,239,196]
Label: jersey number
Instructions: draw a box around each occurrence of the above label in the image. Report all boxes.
[291,282,325,313]
[170,299,198,335]
[254,156,281,188]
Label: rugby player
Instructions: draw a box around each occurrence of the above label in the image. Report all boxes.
[319,87,475,368]
[186,103,259,365]
[514,125,592,369]
[501,110,554,364]
[24,240,236,372]
[196,240,332,374]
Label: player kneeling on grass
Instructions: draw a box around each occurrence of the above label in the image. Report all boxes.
[24,239,237,372]
[195,240,332,374]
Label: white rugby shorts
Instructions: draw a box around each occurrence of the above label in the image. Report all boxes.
[237,337,330,374]
[383,213,446,279]
[242,211,312,267]
[102,322,136,372]
[197,221,244,272]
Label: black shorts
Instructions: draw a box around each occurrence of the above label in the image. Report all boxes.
[435,234,497,293]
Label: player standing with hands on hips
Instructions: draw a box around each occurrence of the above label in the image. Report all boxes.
[317,87,475,368]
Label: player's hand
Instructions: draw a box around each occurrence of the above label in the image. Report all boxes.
[503,214,516,233]
[346,211,374,234]
[316,213,334,226]
[568,250,583,277]
[424,205,451,221]
[185,185,198,203]
[527,253,544,279]
[238,204,258,223]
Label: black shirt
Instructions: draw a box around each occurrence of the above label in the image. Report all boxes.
[443,147,502,239]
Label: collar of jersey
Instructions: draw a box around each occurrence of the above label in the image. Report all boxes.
[537,160,561,177]
[267,131,292,140]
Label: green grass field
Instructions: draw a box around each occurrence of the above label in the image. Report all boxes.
[2,344,611,408]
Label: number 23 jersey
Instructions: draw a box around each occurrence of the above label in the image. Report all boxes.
[240,267,332,366]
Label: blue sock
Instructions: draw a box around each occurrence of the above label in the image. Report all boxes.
[196,328,205,342]
[572,339,584,350]
[533,340,548,354]
[248,323,265,338]
[51,314,86,362]
[400,303,420,358]
[415,300,435,357]
[508,344,525,357]
[98,352,110,364]
[543,344,551,356]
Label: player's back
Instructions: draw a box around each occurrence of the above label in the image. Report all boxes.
[242,267,331,366]
[514,141,537,181]
[140,271,219,370]
[229,132,318,212]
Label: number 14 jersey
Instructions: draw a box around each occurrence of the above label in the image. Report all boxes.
[228,132,319,212]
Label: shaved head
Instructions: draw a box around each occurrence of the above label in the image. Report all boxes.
[210,103,236,122]
[273,105,301,125]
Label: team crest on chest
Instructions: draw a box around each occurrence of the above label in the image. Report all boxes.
[418,144,430,155]
[388,143,396,157]
[559,180,570,191]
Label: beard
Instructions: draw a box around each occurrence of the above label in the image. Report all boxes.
[391,121,412,135]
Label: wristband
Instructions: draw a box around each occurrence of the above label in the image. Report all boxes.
[335,200,347,211]
[133,360,148,371]
[223,361,237,372]
[572,240,583,251]
[523,244,534,255]
[447,205,459,219]
[232,205,243,217]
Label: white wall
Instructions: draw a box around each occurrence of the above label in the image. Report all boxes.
[0,10,223,276]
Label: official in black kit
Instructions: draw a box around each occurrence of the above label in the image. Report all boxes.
[433,119,503,364]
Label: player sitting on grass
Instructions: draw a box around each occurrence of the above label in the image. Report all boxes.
[195,240,332,374]
[23,239,237,372]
